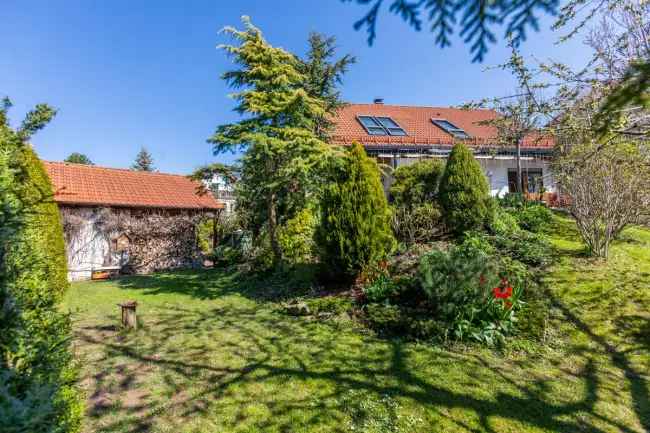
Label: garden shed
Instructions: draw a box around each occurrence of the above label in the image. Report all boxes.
[44,161,223,281]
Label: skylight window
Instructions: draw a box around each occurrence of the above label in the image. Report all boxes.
[431,119,471,139]
[357,116,407,136]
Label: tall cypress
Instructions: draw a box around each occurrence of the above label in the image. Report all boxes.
[438,143,493,237]
[317,142,395,279]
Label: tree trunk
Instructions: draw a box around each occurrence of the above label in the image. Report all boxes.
[516,139,523,194]
[267,192,282,267]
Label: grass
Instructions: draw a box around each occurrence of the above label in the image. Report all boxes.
[64,215,650,433]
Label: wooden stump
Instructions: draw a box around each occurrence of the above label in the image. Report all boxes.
[118,301,138,330]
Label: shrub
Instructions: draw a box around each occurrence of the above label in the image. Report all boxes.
[438,143,493,237]
[306,296,353,315]
[391,203,444,244]
[1,104,82,433]
[317,143,396,280]
[492,229,552,267]
[278,207,317,265]
[389,159,445,208]
[516,204,553,233]
[418,243,524,345]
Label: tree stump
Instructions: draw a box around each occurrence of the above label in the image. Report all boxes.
[118,301,138,330]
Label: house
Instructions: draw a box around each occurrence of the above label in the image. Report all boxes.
[44,161,223,281]
[331,101,556,199]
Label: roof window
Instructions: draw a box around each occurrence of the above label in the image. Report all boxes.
[357,116,407,136]
[431,119,471,139]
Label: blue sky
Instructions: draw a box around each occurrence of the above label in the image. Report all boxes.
[2,0,591,174]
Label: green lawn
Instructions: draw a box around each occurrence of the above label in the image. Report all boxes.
[64,216,650,433]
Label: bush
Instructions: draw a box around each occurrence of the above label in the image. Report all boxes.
[389,159,445,208]
[1,107,82,433]
[306,296,353,315]
[278,207,317,265]
[317,143,396,280]
[516,204,553,233]
[418,243,524,345]
[438,143,493,237]
[491,229,552,267]
[391,203,444,244]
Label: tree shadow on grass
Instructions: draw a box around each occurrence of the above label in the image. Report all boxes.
[114,264,320,302]
[73,295,647,433]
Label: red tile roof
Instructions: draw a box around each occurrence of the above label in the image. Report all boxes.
[43,161,223,210]
[331,103,553,149]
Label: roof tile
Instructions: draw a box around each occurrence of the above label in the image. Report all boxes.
[43,161,223,210]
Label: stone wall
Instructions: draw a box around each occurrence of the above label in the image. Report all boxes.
[60,206,207,280]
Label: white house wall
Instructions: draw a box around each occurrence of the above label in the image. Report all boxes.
[381,154,556,197]
[63,207,120,281]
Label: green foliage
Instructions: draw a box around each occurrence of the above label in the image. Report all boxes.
[317,143,396,279]
[64,152,93,165]
[362,274,401,304]
[278,207,317,265]
[498,194,553,233]
[306,296,353,315]
[297,32,356,140]
[0,100,81,432]
[391,203,443,244]
[210,17,332,267]
[131,146,155,171]
[438,143,493,237]
[516,205,553,233]
[389,159,444,208]
[418,242,524,345]
[344,0,558,62]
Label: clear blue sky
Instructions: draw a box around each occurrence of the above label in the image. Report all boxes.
[2,0,590,174]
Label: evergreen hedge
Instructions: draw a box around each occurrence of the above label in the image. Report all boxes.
[438,143,494,237]
[316,142,395,279]
[0,103,82,432]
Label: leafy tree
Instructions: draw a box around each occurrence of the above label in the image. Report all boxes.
[131,147,155,171]
[317,142,395,279]
[439,142,493,237]
[468,44,552,193]
[0,98,82,432]
[209,17,332,267]
[389,159,445,208]
[64,152,93,165]
[297,32,356,139]
[340,0,559,62]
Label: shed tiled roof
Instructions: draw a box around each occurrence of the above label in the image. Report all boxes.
[331,103,553,149]
[43,161,223,210]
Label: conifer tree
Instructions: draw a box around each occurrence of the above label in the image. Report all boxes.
[298,32,356,139]
[131,147,155,171]
[438,143,493,237]
[64,152,93,165]
[209,17,331,267]
[317,142,395,279]
[0,98,82,432]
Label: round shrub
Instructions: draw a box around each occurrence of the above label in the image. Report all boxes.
[316,142,396,280]
[389,159,445,208]
[438,143,493,237]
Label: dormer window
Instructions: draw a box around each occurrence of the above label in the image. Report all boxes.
[357,116,407,136]
[431,119,471,139]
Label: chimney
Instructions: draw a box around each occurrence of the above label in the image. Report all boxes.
[373,98,384,104]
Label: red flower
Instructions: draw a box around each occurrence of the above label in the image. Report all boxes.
[492,285,513,299]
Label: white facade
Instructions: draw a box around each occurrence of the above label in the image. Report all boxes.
[378,153,555,197]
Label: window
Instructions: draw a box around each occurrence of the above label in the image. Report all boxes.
[357,115,407,136]
[508,169,543,193]
[431,119,471,139]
